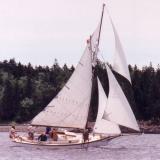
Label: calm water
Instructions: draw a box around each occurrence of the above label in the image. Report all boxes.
[0,132,160,160]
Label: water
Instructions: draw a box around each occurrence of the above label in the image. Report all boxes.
[0,132,160,160]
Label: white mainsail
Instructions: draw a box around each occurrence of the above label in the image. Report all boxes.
[107,12,131,83]
[31,45,92,129]
[103,64,139,131]
[94,78,121,134]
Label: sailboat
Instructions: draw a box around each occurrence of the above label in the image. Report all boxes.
[12,4,140,148]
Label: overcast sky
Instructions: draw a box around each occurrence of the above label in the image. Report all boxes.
[0,0,160,67]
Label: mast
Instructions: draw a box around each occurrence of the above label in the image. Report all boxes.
[85,4,105,130]
[92,3,105,66]
[97,3,105,46]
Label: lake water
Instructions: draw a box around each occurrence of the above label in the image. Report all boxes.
[0,132,160,160]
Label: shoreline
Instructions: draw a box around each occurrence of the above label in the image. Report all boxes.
[0,125,46,132]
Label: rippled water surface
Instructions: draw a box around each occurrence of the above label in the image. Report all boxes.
[0,132,160,160]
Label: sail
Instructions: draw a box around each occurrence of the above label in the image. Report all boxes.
[31,45,92,129]
[93,78,121,135]
[108,15,131,83]
[90,23,101,66]
[103,64,139,131]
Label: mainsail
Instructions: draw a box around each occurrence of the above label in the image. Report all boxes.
[31,45,92,129]
[103,64,139,131]
[94,78,121,134]
[107,11,131,83]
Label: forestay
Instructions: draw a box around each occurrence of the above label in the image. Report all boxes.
[31,45,92,129]
[94,78,121,134]
[103,64,139,131]
[107,12,131,83]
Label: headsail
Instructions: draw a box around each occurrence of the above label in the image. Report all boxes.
[94,78,121,134]
[107,11,131,83]
[103,64,139,131]
[31,45,92,129]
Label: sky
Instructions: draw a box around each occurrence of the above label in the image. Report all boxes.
[0,0,160,67]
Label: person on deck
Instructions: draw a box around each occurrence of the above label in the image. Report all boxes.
[50,128,58,141]
[27,125,35,140]
[9,125,17,139]
[38,132,47,141]
[45,126,51,135]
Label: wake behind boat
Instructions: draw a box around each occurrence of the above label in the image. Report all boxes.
[11,4,140,147]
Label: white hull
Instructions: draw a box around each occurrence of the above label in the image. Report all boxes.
[12,133,120,149]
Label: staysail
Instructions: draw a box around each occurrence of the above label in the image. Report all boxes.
[103,64,139,131]
[31,45,92,129]
[107,11,131,83]
[94,78,121,134]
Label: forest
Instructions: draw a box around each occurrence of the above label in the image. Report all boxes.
[0,58,160,124]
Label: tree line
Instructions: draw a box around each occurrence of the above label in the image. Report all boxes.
[0,59,159,124]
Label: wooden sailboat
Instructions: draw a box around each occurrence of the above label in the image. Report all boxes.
[12,4,139,148]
